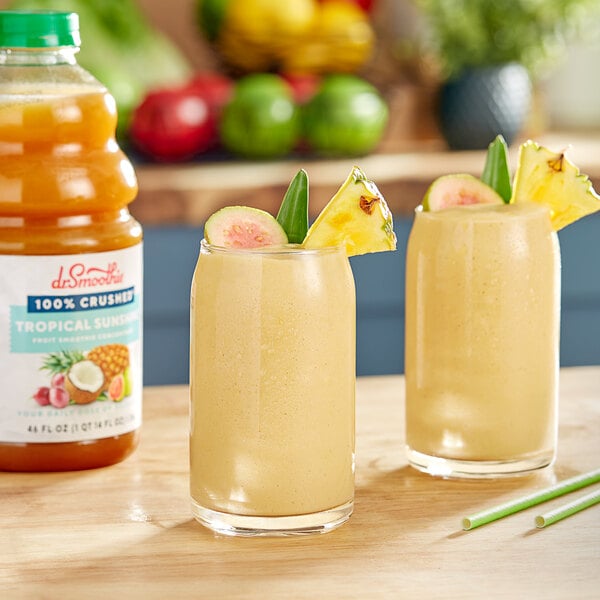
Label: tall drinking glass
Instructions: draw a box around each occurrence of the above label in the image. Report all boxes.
[190,241,356,535]
[405,203,560,478]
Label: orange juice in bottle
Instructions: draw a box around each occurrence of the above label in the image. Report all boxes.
[0,11,143,471]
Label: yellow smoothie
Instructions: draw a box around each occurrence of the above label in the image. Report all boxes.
[190,243,355,517]
[405,203,560,473]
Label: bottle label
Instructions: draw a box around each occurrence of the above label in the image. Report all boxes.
[0,246,143,443]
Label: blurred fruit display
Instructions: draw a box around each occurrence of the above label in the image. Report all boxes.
[197,0,375,74]
[128,70,389,161]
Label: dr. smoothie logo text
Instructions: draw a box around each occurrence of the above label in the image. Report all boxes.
[51,262,125,289]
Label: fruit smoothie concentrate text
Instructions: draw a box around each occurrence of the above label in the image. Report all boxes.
[190,245,355,516]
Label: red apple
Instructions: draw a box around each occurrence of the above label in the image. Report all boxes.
[187,72,234,114]
[280,73,322,105]
[129,86,215,162]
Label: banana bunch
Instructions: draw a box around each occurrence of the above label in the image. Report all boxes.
[198,0,375,74]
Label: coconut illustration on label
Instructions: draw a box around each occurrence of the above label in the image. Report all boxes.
[64,360,105,404]
[34,344,132,408]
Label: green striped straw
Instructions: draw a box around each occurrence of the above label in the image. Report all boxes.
[462,467,600,531]
[535,488,600,528]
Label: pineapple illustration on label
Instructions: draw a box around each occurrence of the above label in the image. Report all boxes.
[87,343,131,396]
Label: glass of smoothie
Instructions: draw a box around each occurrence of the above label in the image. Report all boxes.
[190,242,355,535]
[405,202,560,477]
[189,167,396,535]
[404,139,599,478]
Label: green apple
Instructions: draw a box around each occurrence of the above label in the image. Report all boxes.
[302,74,388,157]
[219,74,300,159]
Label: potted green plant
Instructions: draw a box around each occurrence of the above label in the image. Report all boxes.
[415,0,595,149]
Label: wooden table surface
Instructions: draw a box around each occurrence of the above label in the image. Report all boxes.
[2,367,599,599]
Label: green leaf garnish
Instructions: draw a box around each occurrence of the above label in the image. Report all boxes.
[481,135,512,203]
[276,169,309,244]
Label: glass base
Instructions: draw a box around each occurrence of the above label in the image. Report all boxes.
[191,499,353,537]
[406,446,555,479]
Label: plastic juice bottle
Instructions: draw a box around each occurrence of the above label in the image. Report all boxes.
[0,11,143,471]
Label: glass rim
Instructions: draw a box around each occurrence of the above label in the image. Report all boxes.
[200,239,345,256]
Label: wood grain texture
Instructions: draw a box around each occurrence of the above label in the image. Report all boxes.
[2,367,599,599]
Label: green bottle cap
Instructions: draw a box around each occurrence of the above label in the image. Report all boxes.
[0,10,80,48]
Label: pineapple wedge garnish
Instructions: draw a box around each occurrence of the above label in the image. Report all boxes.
[512,140,600,231]
[303,166,396,256]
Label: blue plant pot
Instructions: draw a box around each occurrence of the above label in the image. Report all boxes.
[438,63,532,150]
